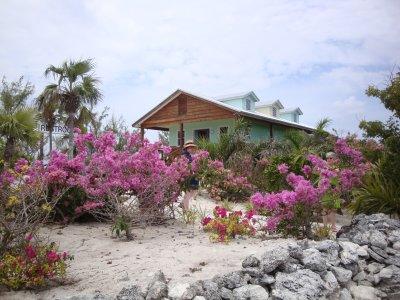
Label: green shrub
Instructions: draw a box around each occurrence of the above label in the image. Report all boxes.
[349,165,400,217]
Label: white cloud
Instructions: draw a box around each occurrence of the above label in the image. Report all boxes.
[333,96,365,115]
[0,0,399,134]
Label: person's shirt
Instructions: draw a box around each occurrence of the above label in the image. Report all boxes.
[182,149,193,163]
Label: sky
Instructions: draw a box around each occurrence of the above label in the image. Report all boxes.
[1,0,399,138]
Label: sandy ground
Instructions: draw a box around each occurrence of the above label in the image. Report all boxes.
[1,195,352,300]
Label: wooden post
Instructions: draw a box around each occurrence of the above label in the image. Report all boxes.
[140,126,145,141]
[269,124,274,140]
[179,122,184,148]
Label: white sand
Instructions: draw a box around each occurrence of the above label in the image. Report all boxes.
[1,195,293,300]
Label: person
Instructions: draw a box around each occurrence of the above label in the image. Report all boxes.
[181,140,199,210]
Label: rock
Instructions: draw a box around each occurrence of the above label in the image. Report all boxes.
[385,256,400,267]
[323,271,339,293]
[339,241,359,265]
[214,271,247,289]
[350,285,379,300]
[117,285,144,300]
[242,255,260,268]
[358,259,368,272]
[220,287,233,299]
[357,245,370,258]
[272,269,326,299]
[168,283,191,300]
[301,248,327,272]
[353,232,370,246]
[353,271,367,283]
[287,242,304,259]
[146,281,168,300]
[367,247,386,263]
[369,230,388,249]
[182,281,204,299]
[259,274,275,286]
[391,241,400,251]
[146,270,167,291]
[339,288,352,300]
[67,293,113,300]
[379,266,394,280]
[316,240,340,252]
[371,245,389,258]
[242,267,263,278]
[260,246,289,273]
[232,284,268,300]
[388,230,400,243]
[202,280,221,300]
[193,297,206,300]
[331,266,353,285]
[367,262,384,274]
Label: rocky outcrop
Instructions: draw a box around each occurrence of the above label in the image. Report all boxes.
[68,213,400,300]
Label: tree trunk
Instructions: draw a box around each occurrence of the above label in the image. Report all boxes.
[67,113,74,158]
[38,134,44,160]
[3,137,15,164]
[49,128,53,155]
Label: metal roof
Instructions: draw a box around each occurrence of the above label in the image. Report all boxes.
[132,89,314,131]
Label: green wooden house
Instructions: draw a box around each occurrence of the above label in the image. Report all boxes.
[133,90,314,147]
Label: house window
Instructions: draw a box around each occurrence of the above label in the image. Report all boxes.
[178,97,187,115]
[220,127,228,135]
[272,106,277,117]
[294,114,298,123]
[245,99,251,110]
[194,129,210,141]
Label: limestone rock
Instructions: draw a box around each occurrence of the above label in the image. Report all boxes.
[260,246,289,274]
[301,248,327,272]
[339,288,352,300]
[272,269,326,299]
[168,283,191,300]
[146,281,168,300]
[331,266,353,285]
[350,285,379,300]
[232,284,268,300]
[369,230,388,250]
[242,255,260,268]
[117,285,145,300]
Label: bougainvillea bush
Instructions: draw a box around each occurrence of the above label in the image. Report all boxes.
[0,236,72,289]
[0,158,68,255]
[251,138,369,238]
[201,206,255,242]
[195,154,255,202]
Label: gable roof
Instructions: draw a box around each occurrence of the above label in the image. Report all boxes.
[132,89,314,131]
[256,100,284,109]
[279,107,303,115]
[216,91,260,103]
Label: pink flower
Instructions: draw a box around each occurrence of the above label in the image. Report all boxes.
[47,250,60,262]
[25,244,36,259]
[201,216,212,226]
[277,163,289,174]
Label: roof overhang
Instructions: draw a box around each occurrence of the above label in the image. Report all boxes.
[132,89,314,132]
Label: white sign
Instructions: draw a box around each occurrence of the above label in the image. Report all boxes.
[38,123,70,134]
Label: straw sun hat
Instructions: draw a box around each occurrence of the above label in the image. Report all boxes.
[183,140,197,149]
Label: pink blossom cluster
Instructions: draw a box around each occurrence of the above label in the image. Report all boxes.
[251,138,369,233]
[1,130,197,214]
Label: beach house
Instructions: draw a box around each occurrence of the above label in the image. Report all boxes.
[133,89,314,147]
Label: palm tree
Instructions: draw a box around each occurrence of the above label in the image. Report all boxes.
[36,85,60,154]
[43,59,102,157]
[0,77,40,164]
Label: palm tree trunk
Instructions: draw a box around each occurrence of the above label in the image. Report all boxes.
[49,128,53,155]
[67,113,74,158]
[38,134,44,160]
[3,137,15,164]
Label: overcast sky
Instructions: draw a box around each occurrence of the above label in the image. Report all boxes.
[1,0,399,137]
